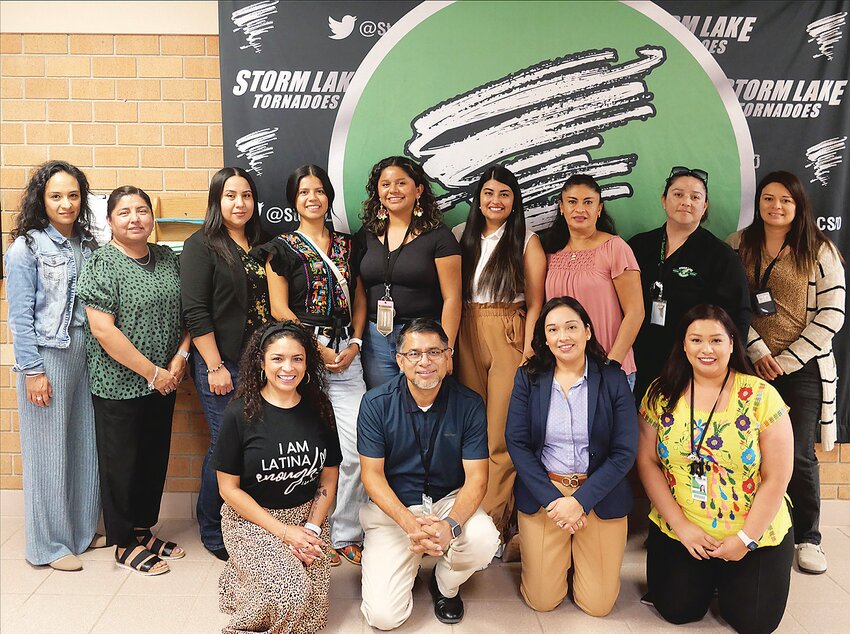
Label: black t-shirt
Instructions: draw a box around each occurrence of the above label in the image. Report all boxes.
[627,225,752,401]
[213,397,343,509]
[355,224,460,322]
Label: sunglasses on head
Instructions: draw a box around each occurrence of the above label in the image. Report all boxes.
[669,166,709,186]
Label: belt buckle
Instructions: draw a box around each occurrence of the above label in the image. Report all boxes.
[563,474,581,488]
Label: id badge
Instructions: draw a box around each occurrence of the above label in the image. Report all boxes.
[376,299,395,336]
[651,299,667,326]
[691,474,707,502]
[421,493,433,515]
[752,290,777,316]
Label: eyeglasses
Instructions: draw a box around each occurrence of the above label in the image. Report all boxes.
[669,166,709,186]
[397,347,452,362]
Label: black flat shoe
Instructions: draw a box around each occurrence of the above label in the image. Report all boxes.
[211,547,229,561]
[429,569,464,624]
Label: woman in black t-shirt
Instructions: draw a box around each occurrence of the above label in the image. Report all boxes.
[214,321,341,634]
[355,156,461,389]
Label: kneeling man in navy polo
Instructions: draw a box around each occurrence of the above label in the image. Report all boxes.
[357,318,500,630]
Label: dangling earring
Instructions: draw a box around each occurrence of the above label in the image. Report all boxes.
[376,204,388,221]
[413,197,423,217]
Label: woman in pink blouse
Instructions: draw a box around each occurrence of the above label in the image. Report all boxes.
[541,175,644,389]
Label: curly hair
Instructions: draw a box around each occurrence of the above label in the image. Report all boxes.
[235,321,335,429]
[11,161,93,247]
[360,156,442,236]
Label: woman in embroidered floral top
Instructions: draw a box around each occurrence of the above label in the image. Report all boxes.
[253,164,367,566]
[637,304,793,634]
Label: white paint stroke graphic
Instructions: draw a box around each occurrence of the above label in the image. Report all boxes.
[805,136,846,186]
[232,0,279,54]
[806,12,846,60]
[405,46,666,230]
[235,127,278,176]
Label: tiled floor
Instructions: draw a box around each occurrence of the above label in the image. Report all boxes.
[2,513,850,633]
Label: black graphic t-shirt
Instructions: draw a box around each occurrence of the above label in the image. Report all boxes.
[213,397,342,509]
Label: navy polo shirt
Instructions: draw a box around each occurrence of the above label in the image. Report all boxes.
[357,374,488,507]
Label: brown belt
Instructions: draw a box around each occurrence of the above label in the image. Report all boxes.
[548,472,588,488]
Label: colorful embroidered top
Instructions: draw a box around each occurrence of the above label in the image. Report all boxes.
[254,231,355,327]
[640,372,792,546]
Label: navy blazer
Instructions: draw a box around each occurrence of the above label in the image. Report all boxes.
[505,360,637,519]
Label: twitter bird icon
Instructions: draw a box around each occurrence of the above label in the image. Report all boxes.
[328,15,357,40]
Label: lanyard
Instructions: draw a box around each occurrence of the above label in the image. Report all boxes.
[409,391,449,498]
[652,231,670,300]
[753,239,788,291]
[688,366,731,477]
[382,223,414,300]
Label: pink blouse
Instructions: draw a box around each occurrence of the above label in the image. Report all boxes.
[545,236,640,375]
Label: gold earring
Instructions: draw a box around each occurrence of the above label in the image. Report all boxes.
[413,198,423,217]
[305,373,311,384]
[376,204,388,221]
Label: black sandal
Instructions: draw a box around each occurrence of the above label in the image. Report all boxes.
[134,528,185,560]
[115,545,169,576]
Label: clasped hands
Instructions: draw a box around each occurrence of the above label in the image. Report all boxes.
[281,524,326,566]
[546,496,587,533]
[406,514,453,556]
[674,521,749,562]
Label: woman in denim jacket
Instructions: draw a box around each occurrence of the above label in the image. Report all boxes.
[5,161,103,571]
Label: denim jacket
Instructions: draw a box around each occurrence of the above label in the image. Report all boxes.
[4,225,96,374]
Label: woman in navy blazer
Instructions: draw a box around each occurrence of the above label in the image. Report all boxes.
[506,296,637,616]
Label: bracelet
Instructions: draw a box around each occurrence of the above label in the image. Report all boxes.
[206,361,225,374]
[177,350,190,361]
[147,366,159,391]
[304,522,321,536]
[348,337,363,349]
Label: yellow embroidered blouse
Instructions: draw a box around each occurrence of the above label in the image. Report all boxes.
[640,372,792,546]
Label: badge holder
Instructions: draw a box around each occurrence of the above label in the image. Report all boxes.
[650,281,666,326]
[421,493,433,515]
[376,284,395,336]
[752,289,777,316]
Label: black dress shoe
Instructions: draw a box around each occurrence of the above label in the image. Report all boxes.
[211,547,229,561]
[429,569,464,624]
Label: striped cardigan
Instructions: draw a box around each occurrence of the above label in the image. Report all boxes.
[728,233,846,450]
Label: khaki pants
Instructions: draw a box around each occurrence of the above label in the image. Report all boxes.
[456,303,525,535]
[518,481,627,616]
[360,491,500,631]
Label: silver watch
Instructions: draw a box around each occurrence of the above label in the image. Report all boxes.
[446,517,462,539]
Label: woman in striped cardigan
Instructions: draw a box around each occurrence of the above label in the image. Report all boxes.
[728,170,845,576]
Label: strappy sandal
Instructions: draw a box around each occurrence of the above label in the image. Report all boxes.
[336,545,362,566]
[134,528,185,560]
[115,545,169,576]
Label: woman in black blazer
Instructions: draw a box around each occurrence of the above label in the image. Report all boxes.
[180,167,270,560]
[506,296,637,616]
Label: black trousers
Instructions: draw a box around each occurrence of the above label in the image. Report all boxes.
[646,522,794,634]
[771,359,822,545]
[92,392,176,548]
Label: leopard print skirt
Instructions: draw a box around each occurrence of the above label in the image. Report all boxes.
[219,501,331,634]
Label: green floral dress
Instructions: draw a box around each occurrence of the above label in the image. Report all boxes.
[640,372,792,546]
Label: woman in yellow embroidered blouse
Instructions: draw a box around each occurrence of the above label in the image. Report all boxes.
[637,304,793,634]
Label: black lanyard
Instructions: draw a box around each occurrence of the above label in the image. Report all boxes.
[382,222,414,300]
[753,239,788,291]
[409,392,449,498]
[688,366,731,477]
[652,230,670,300]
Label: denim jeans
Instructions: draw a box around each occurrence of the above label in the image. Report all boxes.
[626,372,636,392]
[361,321,404,390]
[191,348,239,552]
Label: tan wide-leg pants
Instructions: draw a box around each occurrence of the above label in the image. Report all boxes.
[359,490,500,631]
[456,302,525,535]
[518,480,628,616]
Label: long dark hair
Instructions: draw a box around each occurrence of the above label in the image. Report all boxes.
[236,321,335,429]
[645,304,753,413]
[524,296,607,379]
[285,164,337,223]
[204,167,262,265]
[738,170,835,277]
[459,165,526,302]
[360,156,441,236]
[539,174,617,253]
[12,161,93,247]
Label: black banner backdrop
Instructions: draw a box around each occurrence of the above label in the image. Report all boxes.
[219,0,849,439]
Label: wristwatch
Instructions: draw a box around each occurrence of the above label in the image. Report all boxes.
[177,350,190,361]
[446,517,462,539]
[737,530,758,551]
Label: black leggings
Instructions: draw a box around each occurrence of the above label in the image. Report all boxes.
[646,522,794,634]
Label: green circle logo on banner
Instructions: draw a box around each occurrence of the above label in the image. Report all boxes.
[330,1,754,240]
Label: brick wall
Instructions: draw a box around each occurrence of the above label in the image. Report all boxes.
[0,33,220,493]
[1,31,849,500]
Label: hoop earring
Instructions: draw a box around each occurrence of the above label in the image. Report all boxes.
[376,204,388,221]
[305,373,311,384]
[413,198,423,217]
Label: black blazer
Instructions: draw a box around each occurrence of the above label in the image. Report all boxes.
[505,360,637,519]
[180,230,250,364]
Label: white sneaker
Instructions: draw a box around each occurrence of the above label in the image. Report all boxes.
[796,543,827,574]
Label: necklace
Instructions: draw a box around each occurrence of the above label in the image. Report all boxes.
[131,249,152,267]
